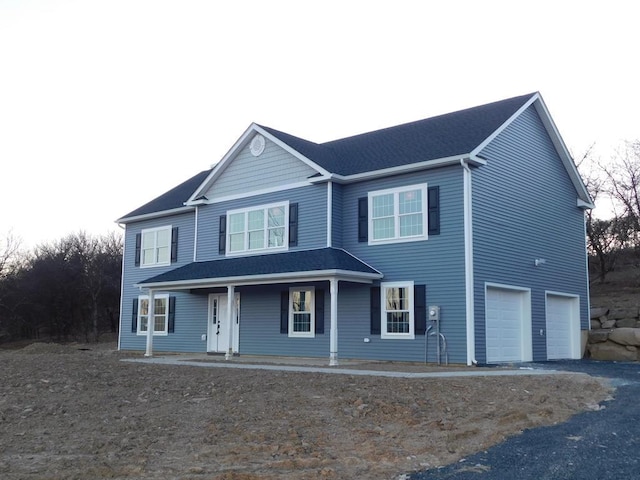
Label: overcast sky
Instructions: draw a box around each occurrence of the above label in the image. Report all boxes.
[1,0,638,248]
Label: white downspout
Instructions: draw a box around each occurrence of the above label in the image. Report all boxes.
[327,181,333,248]
[144,289,155,357]
[329,278,338,366]
[461,159,476,365]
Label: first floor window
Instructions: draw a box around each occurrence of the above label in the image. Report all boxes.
[138,294,169,335]
[381,281,414,339]
[289,287,315,337]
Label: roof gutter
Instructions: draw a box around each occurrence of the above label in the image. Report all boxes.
[135,268,383,290]
[308,154,486,184]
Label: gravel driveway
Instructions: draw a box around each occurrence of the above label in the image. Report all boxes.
[407,360,640,480]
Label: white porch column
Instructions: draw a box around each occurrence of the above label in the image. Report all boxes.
[329,278,339,366]
[144,289,155,357]
[225,285,235,360]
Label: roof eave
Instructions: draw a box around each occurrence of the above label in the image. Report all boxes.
[116,206,195,225]
[135,269,383,290]
[309,154,483,184]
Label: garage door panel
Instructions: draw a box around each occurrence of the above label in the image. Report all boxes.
[546,295,578,360]
[486,287,527,363]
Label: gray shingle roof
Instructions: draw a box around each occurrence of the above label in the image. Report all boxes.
[119,93,535,220]
[260,93,534,175]
[118,169,211,221]
[138,248,381,286]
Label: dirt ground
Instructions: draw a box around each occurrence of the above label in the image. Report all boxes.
[0,342,612,480]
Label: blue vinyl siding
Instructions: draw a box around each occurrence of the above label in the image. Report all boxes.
[203,137,318,201]
[472,105,589,363]
[331,183,343,248]
[195,184,328,261]
[119,211,213,352]
[340,166,468,363]
[238,284,330,357]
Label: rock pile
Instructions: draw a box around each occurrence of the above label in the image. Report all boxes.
[587,307,640,361]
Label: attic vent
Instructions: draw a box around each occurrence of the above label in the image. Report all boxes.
[250,134,266,157]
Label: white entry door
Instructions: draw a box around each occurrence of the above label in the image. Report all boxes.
[486,286,531,363]
[207,294,240,353]
[546,293,580,360]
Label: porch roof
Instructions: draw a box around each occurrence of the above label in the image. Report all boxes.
[136,248,383,290]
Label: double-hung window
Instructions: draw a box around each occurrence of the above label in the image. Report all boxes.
[141,227,171,267]
[137,294,169,335]
[381,281,414,339]
[289,287,315,338]
[369,184,428,244]
[227,202,288,255]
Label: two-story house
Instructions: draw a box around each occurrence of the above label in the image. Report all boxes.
[117,92,593,366]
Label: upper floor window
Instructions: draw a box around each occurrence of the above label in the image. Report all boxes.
[368,184,427,244]
[141,226,171,267]
[227,202,289,255]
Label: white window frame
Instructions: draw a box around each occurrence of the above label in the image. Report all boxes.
[288,286,315,338]
[368,184,428,245]
[226,201,289,256]
[380,281,415,339]
[141,226,172,267]
[137,294,169,336]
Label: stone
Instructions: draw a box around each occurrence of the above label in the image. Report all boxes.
[588,330,610,343]
[608,328,640,347]
[616,318,637,328]
[590,307,609,319]
[609,308,639,320]
[588,341,638,361]
[590,320,601,330]
[600,319,617,329]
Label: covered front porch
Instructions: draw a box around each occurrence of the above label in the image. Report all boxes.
[135,248,383,366]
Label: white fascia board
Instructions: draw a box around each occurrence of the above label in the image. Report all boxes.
[471,93,539,158]
[135,269,383,290]
[309,155,481,184]
[116,206,195,224]
[202,181,312,205]
[470,93,594,207]
[531,98,594,206]
[186,124,331,205]
[252,125,332,177]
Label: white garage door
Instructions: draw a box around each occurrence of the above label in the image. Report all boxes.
[546,294,579,360]
[486,287,528,363]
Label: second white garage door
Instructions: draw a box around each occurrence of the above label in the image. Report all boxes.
[546,293,580,360]
[486,286,531,363]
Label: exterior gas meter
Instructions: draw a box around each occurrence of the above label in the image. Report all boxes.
[429,306,440,321]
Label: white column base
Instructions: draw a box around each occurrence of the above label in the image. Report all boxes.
[329,353,338,366]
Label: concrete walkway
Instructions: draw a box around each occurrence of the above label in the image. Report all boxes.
[122,354,579,379]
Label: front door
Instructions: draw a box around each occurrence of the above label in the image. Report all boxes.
[207,293,240,353]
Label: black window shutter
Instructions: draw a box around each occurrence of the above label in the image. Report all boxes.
[168,296,176,333]
[358,197,368,242]
[315,289,324,334]
[131,298,138,333]
[218,215,226,255]
[134,233,142,266]
[289,203,298,247]
[370,286,381,335]
[428,186,440,235]
[170,227,178,262]
[280,291,289,334]
[414,284,426,335]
